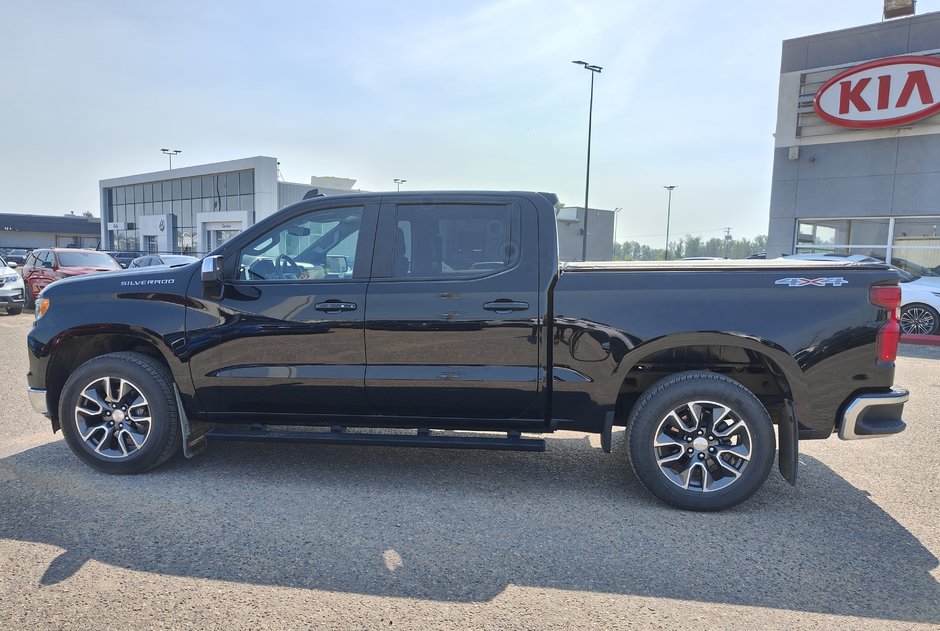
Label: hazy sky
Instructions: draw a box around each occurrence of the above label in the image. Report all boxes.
[1,0,934,246]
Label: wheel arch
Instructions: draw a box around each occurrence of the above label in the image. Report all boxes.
[45,327,180,429]
[613,332,806,428]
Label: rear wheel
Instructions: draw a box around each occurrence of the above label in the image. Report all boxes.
[627,371,775,511]
[900,303,939,336]
[59,352,182,474]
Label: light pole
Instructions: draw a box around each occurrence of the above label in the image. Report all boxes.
[161,148,181,169]
[572,60,602,261]
[613,206,622,256]
[394,178,407,191]
[663,185,677,260]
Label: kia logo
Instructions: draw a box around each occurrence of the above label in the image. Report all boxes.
[813,56,940,129]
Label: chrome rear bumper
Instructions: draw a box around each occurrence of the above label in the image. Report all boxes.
[839,387,909,440]
[27,387,48,417]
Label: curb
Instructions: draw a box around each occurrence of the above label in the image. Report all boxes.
[900,334,940,346]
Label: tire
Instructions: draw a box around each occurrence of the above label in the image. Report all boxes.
[6,307,22,315]
[59,352,182,474]
[626,371,775,511]
[24,287,35,310]
[900,303,939,336]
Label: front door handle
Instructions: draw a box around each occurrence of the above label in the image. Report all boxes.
[315,301,357,313]
[483,300,529,314]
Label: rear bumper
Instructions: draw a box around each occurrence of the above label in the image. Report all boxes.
[839,387,909,440]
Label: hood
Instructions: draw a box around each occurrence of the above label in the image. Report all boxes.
[39,261,198,298]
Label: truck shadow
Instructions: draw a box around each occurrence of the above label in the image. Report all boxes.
[0,432,936,623]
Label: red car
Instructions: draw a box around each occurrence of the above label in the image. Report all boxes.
[22,248,122,306]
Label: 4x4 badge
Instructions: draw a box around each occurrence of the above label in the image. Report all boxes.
[775,277,849,287]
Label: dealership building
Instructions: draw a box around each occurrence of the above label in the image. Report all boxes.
[99,156,360,255]
[768,8,940,274]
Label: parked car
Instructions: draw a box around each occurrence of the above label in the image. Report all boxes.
[129,254,200,268]
[22,248,122,306]
[6,249,29,266]
[786,253,940,335]
[27,191,908,512]
[104,251,147,269]
[0,256,25,315]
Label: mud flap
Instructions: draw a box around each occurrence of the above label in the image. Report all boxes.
[600,411,614,453]
[174,385,207,458]
[778,399,798,486]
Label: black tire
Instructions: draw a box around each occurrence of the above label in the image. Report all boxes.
[900,303,939,336]
[6,307,22,315]
[59,352,182,474]
[626,371,775,511]
[24,288,34,310]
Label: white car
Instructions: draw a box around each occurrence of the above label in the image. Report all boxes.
[900,275,940,336]
[0,256,26,315]
[785,253,940,335]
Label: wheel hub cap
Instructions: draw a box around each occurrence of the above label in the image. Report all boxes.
[74,376,152,459]
[653,400,753,493]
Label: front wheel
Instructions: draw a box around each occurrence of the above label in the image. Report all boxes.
[900,303,939,336]
[626,371,775,511]
[59,352,182,474]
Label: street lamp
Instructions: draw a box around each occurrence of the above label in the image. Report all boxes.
[572,60,602,261]
[663,185,677,260]
[394,178,407,191]
[161,148,181,169]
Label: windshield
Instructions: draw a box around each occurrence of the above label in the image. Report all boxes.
[57,251,121,269]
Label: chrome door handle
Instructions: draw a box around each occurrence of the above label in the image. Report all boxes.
[315,301,357,313]
[483,300,529,313]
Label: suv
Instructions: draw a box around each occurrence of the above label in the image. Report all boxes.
[0,256,25,315]
[22,248,122,306]
[6,249,29,266]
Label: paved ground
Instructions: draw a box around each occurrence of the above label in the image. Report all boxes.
[0,313,937,630]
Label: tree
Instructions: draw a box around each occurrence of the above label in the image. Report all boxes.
[614,234,769,261]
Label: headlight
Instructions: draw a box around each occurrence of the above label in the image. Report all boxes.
[3,274,17,283]
[34,298,50,321]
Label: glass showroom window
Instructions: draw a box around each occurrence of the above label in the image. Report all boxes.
[795,218,889,260]
[892,218,940,276]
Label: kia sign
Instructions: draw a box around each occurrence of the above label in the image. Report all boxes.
[813,56,940,129]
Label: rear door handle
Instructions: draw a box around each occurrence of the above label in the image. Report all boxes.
[315,301,357,313]
[483,300,529,313]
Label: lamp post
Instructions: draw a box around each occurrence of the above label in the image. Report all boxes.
[572,60,602,261]
[161,148,181,169]
[394,178,407,191]
[663,185,677,260]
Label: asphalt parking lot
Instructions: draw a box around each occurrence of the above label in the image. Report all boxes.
[0,312,937,630]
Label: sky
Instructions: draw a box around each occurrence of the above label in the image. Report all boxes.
[1,0,936,246]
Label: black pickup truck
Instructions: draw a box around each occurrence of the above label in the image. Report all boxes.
[26,191,909,510]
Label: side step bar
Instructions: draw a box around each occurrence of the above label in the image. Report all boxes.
[205,427,546,452]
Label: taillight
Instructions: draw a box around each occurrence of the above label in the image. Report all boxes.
[869,285,901,362]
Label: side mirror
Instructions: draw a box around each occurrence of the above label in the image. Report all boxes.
[326,256,348,274]
[6,261,16,269]
[201,255,224,299]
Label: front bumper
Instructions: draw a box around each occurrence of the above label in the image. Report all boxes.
[839,387,909,440]
[0,289,25,306]
[27,387,48,417]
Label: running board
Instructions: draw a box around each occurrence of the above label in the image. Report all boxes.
[204,427,546,452]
